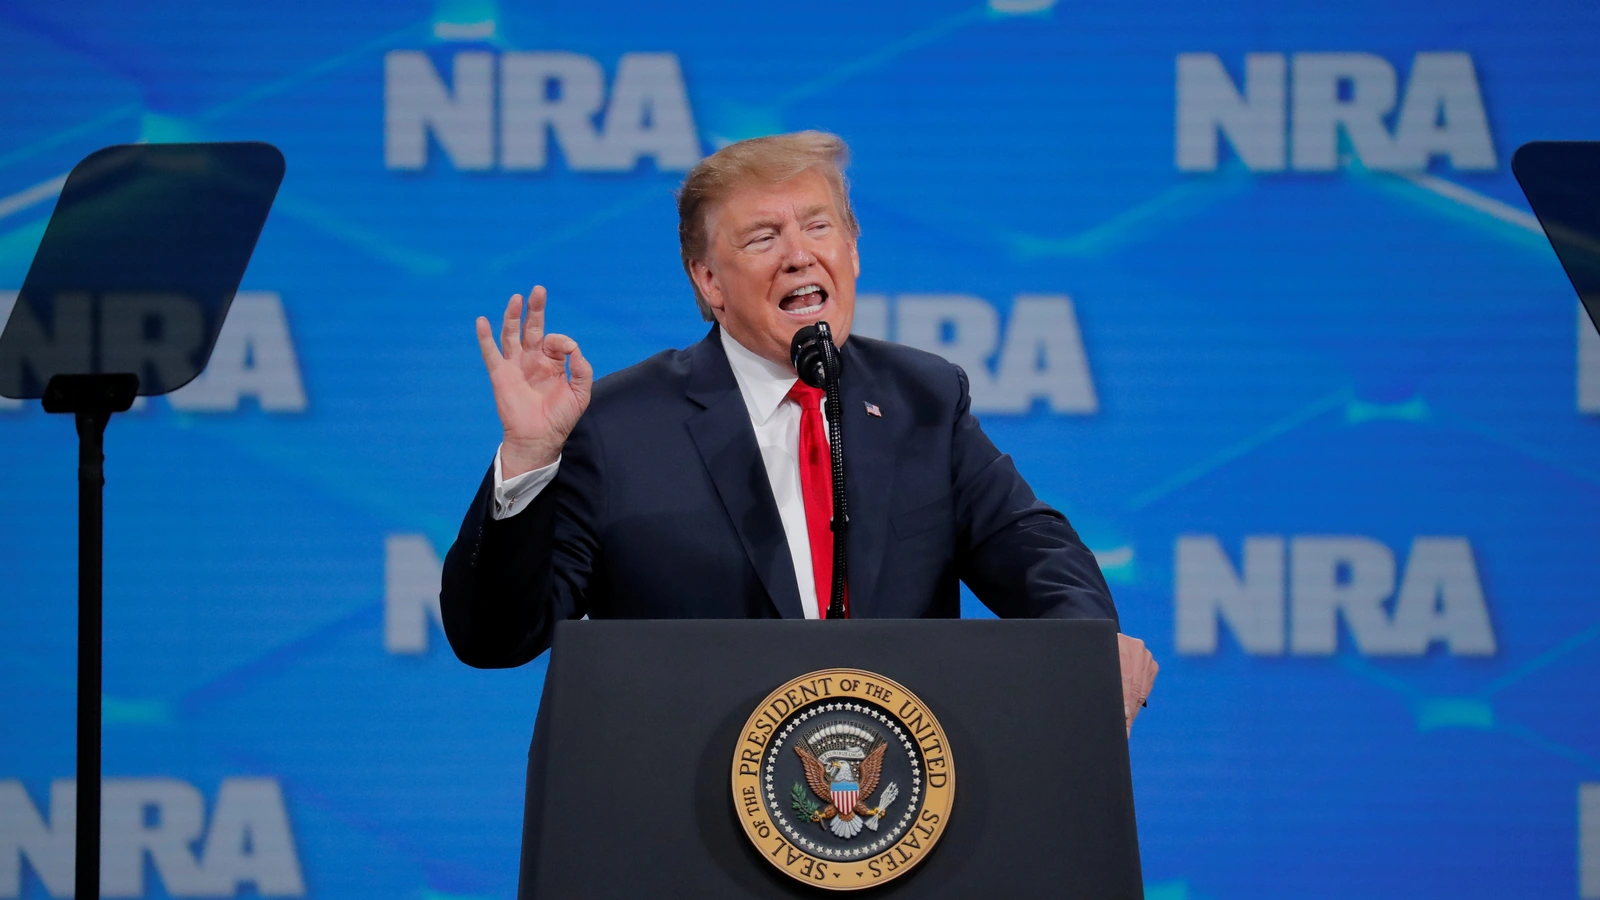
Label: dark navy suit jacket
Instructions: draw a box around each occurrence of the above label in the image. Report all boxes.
[440,326,1116,668]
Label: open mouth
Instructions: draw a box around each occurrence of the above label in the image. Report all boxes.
[779,284,829,316]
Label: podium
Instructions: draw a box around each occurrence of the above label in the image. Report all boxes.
[518,618,1143,898]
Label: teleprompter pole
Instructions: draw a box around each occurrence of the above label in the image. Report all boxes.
[74,407,107,900]
[42,373,138,900]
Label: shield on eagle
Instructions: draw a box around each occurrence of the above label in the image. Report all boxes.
[831,781,859,815]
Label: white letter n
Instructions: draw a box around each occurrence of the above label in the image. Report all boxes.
[1175,535,1285,655]
[0,780,73,898]
[384,51,494,170]
[385,534,444,654]
[1175,53,1286,172]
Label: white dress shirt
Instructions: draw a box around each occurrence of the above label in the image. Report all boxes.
[491,328,829,619]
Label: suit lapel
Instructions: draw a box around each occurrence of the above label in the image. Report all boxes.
[684,328,807,620]
[838,342,896,618]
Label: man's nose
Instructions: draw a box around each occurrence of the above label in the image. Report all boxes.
[780,234,815,270]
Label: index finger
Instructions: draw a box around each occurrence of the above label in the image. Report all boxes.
[522,285,548,351]
[500,294,524,361]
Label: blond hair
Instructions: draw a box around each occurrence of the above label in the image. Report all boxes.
[677,131,860,321]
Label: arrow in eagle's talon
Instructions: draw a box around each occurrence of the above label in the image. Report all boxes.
[865,783,899,831]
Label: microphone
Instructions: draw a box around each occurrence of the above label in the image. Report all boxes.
[789,324,830,388]
[789,323,849,620]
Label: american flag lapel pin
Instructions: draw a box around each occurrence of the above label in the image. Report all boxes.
[864,401,882,418]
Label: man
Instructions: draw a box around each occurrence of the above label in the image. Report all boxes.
[441,131,1158,731]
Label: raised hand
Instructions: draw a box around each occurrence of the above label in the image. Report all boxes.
[475,285,593,478]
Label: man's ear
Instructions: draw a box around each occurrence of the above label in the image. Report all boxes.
[690,258,724,314]
[850,238,860,278]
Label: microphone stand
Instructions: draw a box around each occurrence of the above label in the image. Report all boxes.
[789,323,850,618]
[812,323,849,619]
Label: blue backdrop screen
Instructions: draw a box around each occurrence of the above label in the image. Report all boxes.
[2,1,1599,898]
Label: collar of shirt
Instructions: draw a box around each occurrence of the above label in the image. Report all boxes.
[719,326,799,426]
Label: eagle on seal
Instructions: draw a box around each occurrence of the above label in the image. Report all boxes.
[795,742,891,838]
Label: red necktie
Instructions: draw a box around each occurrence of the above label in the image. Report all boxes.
[786,381,848,618]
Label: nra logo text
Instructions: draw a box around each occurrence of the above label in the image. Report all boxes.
[1175,535,1496,657]
[384,50,701,173]
[1176,52,1495,173]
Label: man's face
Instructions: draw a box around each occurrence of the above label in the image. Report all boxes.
[691,168,859,369]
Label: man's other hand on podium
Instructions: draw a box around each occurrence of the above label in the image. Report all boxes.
[1118,633,1158,737]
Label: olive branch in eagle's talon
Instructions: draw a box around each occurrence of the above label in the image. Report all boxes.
[791,783,823,822]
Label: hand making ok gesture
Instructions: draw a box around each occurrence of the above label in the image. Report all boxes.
[475,285,593,478]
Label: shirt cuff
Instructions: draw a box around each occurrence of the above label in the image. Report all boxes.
[492,446,561,520]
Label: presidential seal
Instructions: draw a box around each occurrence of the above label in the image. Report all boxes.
[731,669,955,890]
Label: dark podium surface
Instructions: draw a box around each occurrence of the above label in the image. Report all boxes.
[519,618,1143,899]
